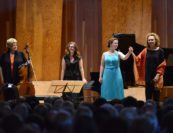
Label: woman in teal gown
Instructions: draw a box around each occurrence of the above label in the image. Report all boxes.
[99,37,133,100]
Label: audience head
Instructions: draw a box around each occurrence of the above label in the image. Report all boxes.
[129,113,158,133]
[122,96,137,107]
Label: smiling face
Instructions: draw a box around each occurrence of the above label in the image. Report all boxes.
[110,39,118,50]
[68,42,76,55]
[146,33,160,48]
[65,41,80,57]
[10,42,18,52]
[6,38,18,52]
[147,35,156,48]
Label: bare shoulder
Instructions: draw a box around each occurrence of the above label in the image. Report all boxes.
[117,51,123,55]
[102,51,108,56]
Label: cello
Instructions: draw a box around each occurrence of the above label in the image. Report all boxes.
[18,44,35,96]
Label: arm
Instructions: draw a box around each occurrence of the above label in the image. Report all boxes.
[0,52,4,67]
[132,52,136,58]
[79,58,87,83]
[0,54,4,84]
[99,53,105,83]
[154,49,166,83]
[132,48,146,64]
[119,46,133,60]
[0,66,4,85]
[60,58,66,80]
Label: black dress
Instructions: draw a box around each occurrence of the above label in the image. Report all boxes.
[145,48,165,83]
[63,55,82,80]
[145,48,165,101]
[0,50,27,85]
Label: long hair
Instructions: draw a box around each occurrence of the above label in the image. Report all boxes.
[146,33,160,48]
[65,41,80,57]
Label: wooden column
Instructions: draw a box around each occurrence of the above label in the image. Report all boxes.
[61,0,102,80]
[16,0,63,80]
[102,0,152,52]
[0,0,16,54]
[152,0,173,48]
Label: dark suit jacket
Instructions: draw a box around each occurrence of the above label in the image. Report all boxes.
[0,50,27,85]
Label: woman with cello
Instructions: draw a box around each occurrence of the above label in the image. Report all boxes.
[0,38,27,100]
[0,38,35,101]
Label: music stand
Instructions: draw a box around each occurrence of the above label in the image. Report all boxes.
[82,81,100,103]
[83,81,95,90]
[48,80,85,99]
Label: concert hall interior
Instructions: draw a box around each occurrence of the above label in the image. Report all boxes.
[0,0,173,105]
[0,0,173,100]
[0,0,173,132]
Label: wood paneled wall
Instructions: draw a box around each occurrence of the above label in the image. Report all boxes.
[102,0,152,52]
[1,0,172,81]
[61,0,102,80]
[16,0,63,80]
[152,0,173,48]
[61,0,75,56]
[75,0,102,79]
[0,0,16,54]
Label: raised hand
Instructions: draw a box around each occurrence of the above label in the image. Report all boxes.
[128,46,133,53]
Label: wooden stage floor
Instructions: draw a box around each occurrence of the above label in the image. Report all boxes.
[33,81,146,101]
[124,86,145,101]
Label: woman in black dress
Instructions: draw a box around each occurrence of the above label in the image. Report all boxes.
[61,41,87,83]
[133,33,166,101]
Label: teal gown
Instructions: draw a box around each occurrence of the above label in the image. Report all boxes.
[101,52,124,100]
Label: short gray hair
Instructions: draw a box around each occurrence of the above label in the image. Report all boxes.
[6,38,17,48]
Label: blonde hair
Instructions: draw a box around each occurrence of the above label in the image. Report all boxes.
[65,41,80,57]
[146,33,160,48]
[6,38,17,48]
